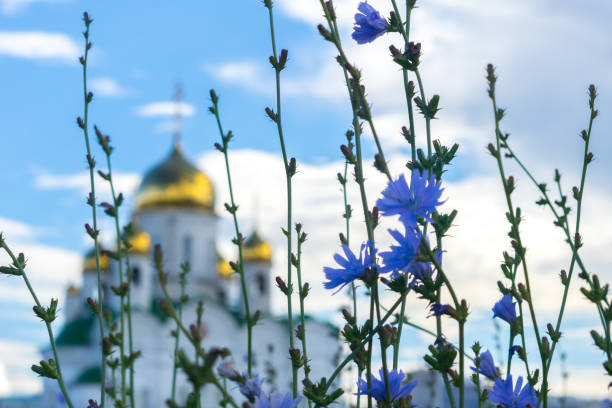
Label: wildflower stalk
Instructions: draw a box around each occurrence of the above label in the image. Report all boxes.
[434,235,457,408]
[96,129,128,405]
[155,249,239,408]
[209,90,254,376]
[0,239,75,408]
[486,65,546,405]
[121,236,136,408]
[325,287,411,391]
[386,5,460,404]
[262,1,298,395]
[503,140,611,357]
[390,0,417,370]
[319,1,392,181]
[339,158,361,407]
[294,225,312,408]
[171,263,190,400]
[317,4,396,405]
[539,85,599,406]
[77,13,106,406]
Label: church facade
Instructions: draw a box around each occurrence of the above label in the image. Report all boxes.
[40,143,340,407]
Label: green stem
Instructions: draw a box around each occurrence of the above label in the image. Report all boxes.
[171,270,188,400]
[264,3,297,395]
[295,231,312,408]
[325,289,411,391]
[156,270,240,408]
[540,94,597,405]
[104,154,127,404]
[459,322,465,408]
[79,19,106,406]
[488,87,545,407]
[0,243,75,408]
[210,95,254,376]
[123,253,135,408]
[373,284,393,404]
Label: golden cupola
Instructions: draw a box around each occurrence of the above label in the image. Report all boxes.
[83,246,110,273]
[125,221,151,255]
[242,230,273,264]
[134,145,215,212]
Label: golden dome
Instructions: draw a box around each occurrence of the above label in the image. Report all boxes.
[134,146,214,212]
[83,247,110,273]
[242,230,272,264]
[67,285,80,296]
[127,229,151,255]
[216,249,233,279]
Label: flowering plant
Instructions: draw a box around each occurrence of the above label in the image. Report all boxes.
[0,1,609,408]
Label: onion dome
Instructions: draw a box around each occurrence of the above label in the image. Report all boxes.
[127,227,151,255]
[134,145,214,212]
[83,247,110,273]
[216,249,233,279]
[242,230,272,264]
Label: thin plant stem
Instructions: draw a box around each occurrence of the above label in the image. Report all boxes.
[295,229,312,408]
[78,15,106,406]
[155,262,240,408]
[487,70,546,406]
[263,2,297,395]
[209,92,254,376]
[325,288,410,391]
[123,251,136,408]
[373,284,393,404]
[171,265,189,400]
[0,241,75,408]
[540,89,598,405]
[102,152,127,404]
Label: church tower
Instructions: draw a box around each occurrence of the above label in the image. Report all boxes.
[131,84,225,303]
[239,230,273,316]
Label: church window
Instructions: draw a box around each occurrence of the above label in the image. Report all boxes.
[183,235,192,264]
[256,273,266,294]
[132,267,140,285]
[217,289,226,305]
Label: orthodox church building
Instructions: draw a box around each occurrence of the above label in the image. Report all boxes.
[40,138,340,407]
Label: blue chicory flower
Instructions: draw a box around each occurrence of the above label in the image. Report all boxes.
[217,360,240,381]
[239,374,264,400]
[323,242,376,293]
[470,350,498,380]
[356,368,418,403]
[493,294,518,324]
[429,303,453,317]
[379,228,422,279]
[254,391,302,408]
[489,375,538,408]
[352,2,388,44]
[509,345,523,359]
[377,171,445,229]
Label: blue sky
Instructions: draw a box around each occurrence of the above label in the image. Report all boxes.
[1,0,612,401]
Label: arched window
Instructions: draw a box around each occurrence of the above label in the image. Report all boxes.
[256,273,266,295]
[217,289,226,305]
[183,235,192,264]
[132,267,140,285]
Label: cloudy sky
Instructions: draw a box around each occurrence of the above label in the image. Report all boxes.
[1,0,611,401]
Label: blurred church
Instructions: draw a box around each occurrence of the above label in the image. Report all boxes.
[38,88,340,407]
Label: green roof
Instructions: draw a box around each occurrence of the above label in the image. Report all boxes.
[56,315,95,346]
[74,366,101,384]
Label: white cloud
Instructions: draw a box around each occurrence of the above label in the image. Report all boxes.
[0,0,68,15]
[90,77,129,98]
[203,60,271,95]
[133,101,196,118]
[34,170,141,200]
[0,31,78,61]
